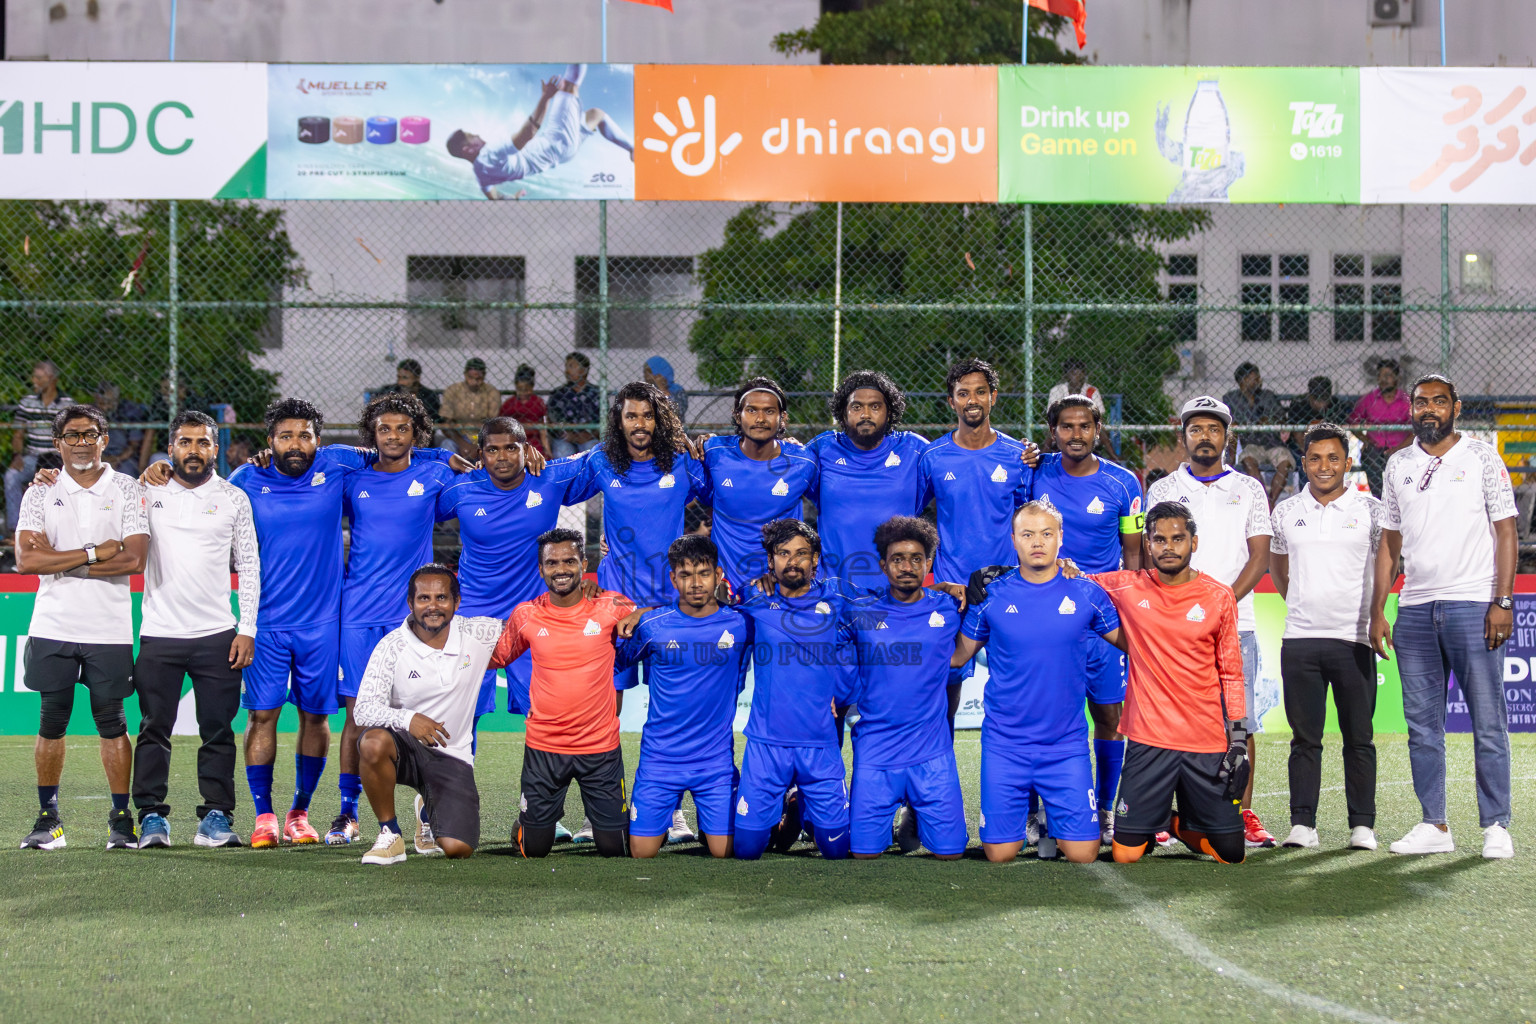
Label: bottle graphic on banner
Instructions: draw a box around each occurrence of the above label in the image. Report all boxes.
[1156,79,1246,202]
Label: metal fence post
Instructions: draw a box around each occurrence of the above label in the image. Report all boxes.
[832,201,843,390]
[598,199,609,415]
[168,199,179,419]
[1022,202,1034,438]
[1440,204,1451,374]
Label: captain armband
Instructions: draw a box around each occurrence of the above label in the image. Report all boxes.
[1119,513,1146,535]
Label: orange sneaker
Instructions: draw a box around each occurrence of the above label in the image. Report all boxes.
[284,809,320,845]
[1242,808,1276,849]
[250,812,281,849]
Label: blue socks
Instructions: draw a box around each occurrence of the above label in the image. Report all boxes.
[338,772,362,820]
[246,764,275,817]
[379,818,400,835]
[38,785,58,813]
[292,754,326,812]
[110,793,129,812]
[1095,738,1126,815]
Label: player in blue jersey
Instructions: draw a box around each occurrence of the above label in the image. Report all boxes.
[847,517,967,860]
[733,519,856,861]
[805,371,929,591]
[1030,395,1145,843]
[697,378,818,593]
[951,500,1125,864]
[326,393,460,845]
[616,534,751,858]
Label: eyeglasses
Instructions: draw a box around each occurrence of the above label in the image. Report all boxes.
[1418,456,1443,492]
[59,430,102,445]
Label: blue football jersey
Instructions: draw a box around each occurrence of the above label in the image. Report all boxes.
[848,588,961,770]
[341,459,459,627]
[917,431,1034,586]
[806,430,929,591]
[569,448,711,606]
[616,603,752,769]
[1030,453,1144,574]
[960,570,1119,748]
[698,436,818,592]
[737,578,859,749]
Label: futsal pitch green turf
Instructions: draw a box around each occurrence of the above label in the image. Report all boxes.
[0,731,1530,1024]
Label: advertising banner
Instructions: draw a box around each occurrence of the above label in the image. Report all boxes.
[1360,67,1536,204]
[0,62,267,199]
[998,66,1360,204]
[265,63,636,200]
[633,65,997,202]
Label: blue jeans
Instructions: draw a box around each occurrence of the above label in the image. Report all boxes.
[1394,601,1511,828]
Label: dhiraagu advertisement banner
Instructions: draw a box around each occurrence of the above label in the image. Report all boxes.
[998,66,1361,204]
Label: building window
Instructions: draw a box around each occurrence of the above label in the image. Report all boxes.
[1165,253,1198,343]
[405,256,526,349]
[1240,253,1310,343]
[575,256,695,350]
[1332,253,1402,342]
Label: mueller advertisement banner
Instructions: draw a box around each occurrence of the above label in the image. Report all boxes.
[633,64,997,202]
[1360,67,1536,204]
[0,62,267,199]
[997,66,1361,204]
[265,63,637,200]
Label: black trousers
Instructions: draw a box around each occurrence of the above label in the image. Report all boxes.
[1280,638,1377,828]
[132,631,243,820]
[1360,444,1391,499]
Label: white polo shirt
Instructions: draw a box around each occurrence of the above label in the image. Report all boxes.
[141,475,260,640]
[1270,487,1385,644]
[1383,435,1517,607]
[16,467,149,645]
[352,615,503,766]
[1147,463,1272,632]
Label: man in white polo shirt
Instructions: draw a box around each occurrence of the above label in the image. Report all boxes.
[353,563,499,865]
[132,410,261,850]
[14,404,148,851]
[1371,374,1518,860]
[1148,395,1276,848]
[1270,423,1385,852]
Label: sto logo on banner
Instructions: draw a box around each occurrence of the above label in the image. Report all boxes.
[634,65,997,202]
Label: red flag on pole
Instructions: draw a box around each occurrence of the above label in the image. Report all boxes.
[1029,0,1086,50]
[617,0,672,9]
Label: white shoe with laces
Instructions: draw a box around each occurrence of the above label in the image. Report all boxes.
[572,818,594,844]
[666,809,697,845]
[1389,822,1455,855]
[413,794,442,857]
[361,829,406,866]
[1483,824,1514,860]
[1281,824,1319,849]
[1348,826,1377,850]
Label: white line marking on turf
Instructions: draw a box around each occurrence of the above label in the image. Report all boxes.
[1252,775,1536,801]
[1090,864,1405,1024]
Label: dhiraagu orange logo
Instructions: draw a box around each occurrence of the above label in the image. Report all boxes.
[634,65,997,202]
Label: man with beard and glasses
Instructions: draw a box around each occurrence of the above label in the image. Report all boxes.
[327,393,460,847]
[491,530,638,859]
[15,405,147,851]
[1147,397,1276,849]
[1373,375,1519,860]
[353,565,502,865]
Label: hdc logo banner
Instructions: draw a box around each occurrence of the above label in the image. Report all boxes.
[0,62,267,199]
[633,65,997,202]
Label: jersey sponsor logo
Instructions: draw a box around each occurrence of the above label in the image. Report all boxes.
[718,629,735,649]
[814,601,831,615]
[943,472,957,481]
[885,451,901,468]
[771,477,789,496]
[474,508,487,516]
[928,611,946,627]
[1130,496,1142,514]
[1058,596,1076,614]
[1186,603,1206,623]
[658,473,675,489]
[311,472,326,486]
[358,491,371,499]
[1005,604,1018,613]
[1085,496,1105,515]
[536,627,550,637]
[407,480,425,497]
[1137,599,1150,609]
[526,491,543,508]
[582,619,602,636]
[990,465,1008,483]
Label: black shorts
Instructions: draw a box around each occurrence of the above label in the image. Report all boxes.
[519,746,627,832]
[1114,740,1242,837]
[369,728,480,849]
[25,638,133,698]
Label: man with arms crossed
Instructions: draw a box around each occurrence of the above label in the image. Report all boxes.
[354,564,500,865]
[491,529,637,859]
[617,534,751,858]
[1147,396,1276,848]
[16,404,148,850]
[1372,375,1518,859]
[1270,423,1384,851]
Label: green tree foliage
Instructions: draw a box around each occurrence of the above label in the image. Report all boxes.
[0,200,303,426]
[772,0,1080,67]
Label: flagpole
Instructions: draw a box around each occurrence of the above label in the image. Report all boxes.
[1020,3,1035,438]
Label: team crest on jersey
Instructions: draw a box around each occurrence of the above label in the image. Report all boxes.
[407,480,425,497]
[1186,603,1206,623]
[1452,469,1467,483]
[1117,799,1128,815]
[311,472,326,486]
[461,655,471,669]
[1226,493,1241,505]
[474,508,487,517]
[201,504,219,515]
[358,491,371,499]
[1344,517,1360,529]
[526,491,543,508]
[771,478,789,497]
[990,465,1008,483]
[536,627,550,637]
[629,805,638,822]
[1137,599,1150,609]
[814,601,831,615]
[658,474,675,489]
[583,619,601,636]
[1086,496,1105,515]
[737,796,749,815]
[1058,596,1076,614]
[98,499,114,512]
[928,611,946,627]
[885,451,901,468]
[718,629,735,649]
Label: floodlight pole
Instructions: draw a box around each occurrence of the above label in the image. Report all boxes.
[599,0,610,420]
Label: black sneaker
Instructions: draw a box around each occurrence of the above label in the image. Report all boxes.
[768,787,803,854]
[107,808,137,850]
[20,810,65,850]
[895,804,922,854]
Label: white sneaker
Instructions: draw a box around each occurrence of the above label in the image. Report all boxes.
[1348,826,1378,851]
[1389,822,1455,855]
[1281,824,1319,849]
[666,808,697,845]
[1024,811,1043,847]
[572,818,594,844]
[413,794,442,857]
[361,829,406,866]
[1482,824,1514,860]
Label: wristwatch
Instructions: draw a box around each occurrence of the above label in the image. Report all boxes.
[83,543,98,565]
[1495,596,1514,610]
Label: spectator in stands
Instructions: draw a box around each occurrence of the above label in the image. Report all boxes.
[94,382,147,478]
[6,360,73,532]
[139,377,205,470]
[380,359,441,422]
[1223,361,1293,507]
[440,358,502,461]
[498,364,549,456]
[547,351,600,458]
[643,356,690,425]
[1350,358,1412,498]
[1045,357,1104,417]
[1286,376,1354,468]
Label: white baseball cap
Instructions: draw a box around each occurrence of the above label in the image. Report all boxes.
[1179,395,1232,427]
